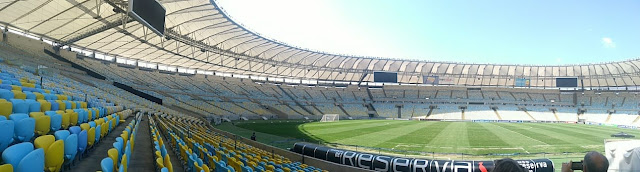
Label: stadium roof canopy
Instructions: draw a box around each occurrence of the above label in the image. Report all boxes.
[2,0,640,87]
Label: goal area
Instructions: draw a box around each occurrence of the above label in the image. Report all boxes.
[320,114,339,122]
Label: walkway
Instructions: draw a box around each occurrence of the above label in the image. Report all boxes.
[71,117,133,172]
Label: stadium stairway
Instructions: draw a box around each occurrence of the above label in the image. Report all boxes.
[524,111,536,121]
[493,109,503,120]
[70,116,135,172]
[337,105,352,117]
[127,116,155,171]
[277,85,316,116]
[263,105,290,119]
[552,111,560,121]
[605,113,612,123]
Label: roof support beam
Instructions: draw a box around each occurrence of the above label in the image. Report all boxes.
[58,17,134,46]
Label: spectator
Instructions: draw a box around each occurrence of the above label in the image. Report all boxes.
[493,158,526,172]
[562,151,609,172]
[251,132,256,141]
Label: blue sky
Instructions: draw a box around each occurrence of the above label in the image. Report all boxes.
[214,0,640,65]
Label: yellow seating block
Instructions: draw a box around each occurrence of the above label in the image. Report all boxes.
[12,90,26,99]
[0,99,12,118]
[11,85,21,91]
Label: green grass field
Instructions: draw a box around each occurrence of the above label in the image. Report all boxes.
[217,120,639,170]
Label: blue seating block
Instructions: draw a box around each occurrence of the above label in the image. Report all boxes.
[0,120,14,152]
[101,157,114,172]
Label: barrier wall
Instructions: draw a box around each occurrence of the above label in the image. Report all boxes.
[293,142,555,172]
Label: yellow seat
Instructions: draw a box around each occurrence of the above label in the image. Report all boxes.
[12,90,26,99]
[108,148,119,171]
[0,99,12,118]
[194,162,204,172]
[163,155,173,172]
[80,123,90,131]
[0,164,13,172]
[30,112,45,118]
[203,164,211,172]
[35,115,51,136]
[156,158,164,169]
[69,112,78,126]
[11,85,21,91]
[35,135,55,152]
[88,127,96,148]
[35,135,64,171]
[38,100,51,112]
[81,102,87,108]
[46,140,64,172]
[101,123,108,137]
[34,92,44,100]
[70,102,76,109]
[120,154,128,172]
[55,100,65,111]
[87,110,93,121]
[120,131,129,147]
[61,113,70,129]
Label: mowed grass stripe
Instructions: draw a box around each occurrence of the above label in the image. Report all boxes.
[335,121,433,147]
[375,122,451,149]
[482,123,547,146]
[428,122,470,153]
[303,120,406,135]
[494,123,573,145]
[527,123,609,144]
[467,123,510,147]
[502,123,599,145]
[311,121,413,142]
[551,123,640,136]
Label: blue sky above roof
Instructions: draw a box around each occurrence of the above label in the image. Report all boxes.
[215,0,640,65]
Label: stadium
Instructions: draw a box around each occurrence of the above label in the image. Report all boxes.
[0,0,638,172]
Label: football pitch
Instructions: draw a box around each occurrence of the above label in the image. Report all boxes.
[221,120,640,156]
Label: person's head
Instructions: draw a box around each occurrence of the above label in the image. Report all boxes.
[583,151,609,172]
[493,158,525,172]
[252,132,255,135]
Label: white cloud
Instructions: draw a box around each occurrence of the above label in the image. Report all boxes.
[602,37,615,48]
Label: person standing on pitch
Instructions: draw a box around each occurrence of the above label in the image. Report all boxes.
[251,132,256,141]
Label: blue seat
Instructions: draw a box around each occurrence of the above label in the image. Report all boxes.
[89,121,96,128]
[64,101,72,110]
[18,148,45,172]
[45,111,58,116]
[101,157,114,172]
[24,91,35,100]
[2,142,33,169]
[49,101,58,111]
[10,99,28,114]
[69,126,81,135]
[25,99,40,113]
[78,130,87,155]
[0,120,15,152]
[113,141,123,162]
[0,89,13,99]
[50,114,62,132]
[64,134,78,161]
[9,113,29,121]
[95,125,101,144]
[12,116,35,143]
[242,166,254,172]
[161,167,169,172]
[54,130,70,141]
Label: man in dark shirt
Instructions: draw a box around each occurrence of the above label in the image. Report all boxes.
[251,132,256,141]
